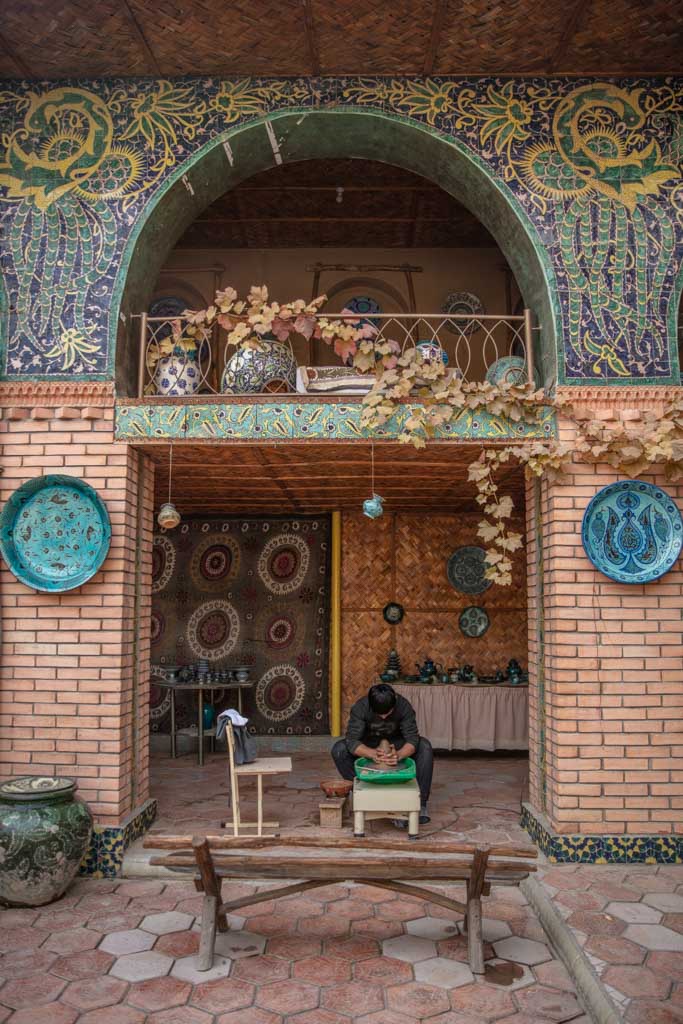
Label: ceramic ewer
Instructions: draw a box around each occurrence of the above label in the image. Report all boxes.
[0,777,93,907]
[154,349,200,396]
[582,480,683,584]
[0,474,111,592]
[222,340,297,394]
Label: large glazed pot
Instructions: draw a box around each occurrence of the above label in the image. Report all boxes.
[0,776,93,907]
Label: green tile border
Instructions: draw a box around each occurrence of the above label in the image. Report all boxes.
[521,802,683,864]
[78,798,157,878]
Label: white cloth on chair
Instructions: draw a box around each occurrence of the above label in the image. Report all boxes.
[216,709,257,764]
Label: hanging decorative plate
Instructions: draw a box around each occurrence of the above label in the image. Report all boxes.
[459,605,490,638]
[383,602,405,624]
[0,474,111,592]
[447,546,493,595]
[581,480,683,584]
[441,291,485,335]
[345,295,382,328]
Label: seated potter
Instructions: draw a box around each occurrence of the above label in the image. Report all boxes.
[331,683,433,824]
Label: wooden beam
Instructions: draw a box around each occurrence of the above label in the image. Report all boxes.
[302,0,321,75]
[0,30,32,77]
[424,0,449,75]
[120,0,162,75]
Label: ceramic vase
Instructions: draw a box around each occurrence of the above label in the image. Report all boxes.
[154,352,200,396]
[0,777,93,907]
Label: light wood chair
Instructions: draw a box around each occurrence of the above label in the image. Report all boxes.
[223,718,292,836]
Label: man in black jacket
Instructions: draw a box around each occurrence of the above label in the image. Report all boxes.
[331,683,433,824]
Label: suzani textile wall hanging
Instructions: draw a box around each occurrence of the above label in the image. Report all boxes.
[150,515,330,735]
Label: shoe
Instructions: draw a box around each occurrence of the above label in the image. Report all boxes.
[392,818,408,830]
[419,805,430,825]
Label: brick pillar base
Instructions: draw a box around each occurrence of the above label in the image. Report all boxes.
[0,384,155,875]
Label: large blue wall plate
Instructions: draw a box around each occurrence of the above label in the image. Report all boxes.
[0,475,111,592]
[581,480,683,584]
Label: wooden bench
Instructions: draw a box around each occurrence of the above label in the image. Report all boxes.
[146,834,537,975]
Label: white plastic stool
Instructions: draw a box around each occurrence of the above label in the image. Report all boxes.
[352,777,420,839]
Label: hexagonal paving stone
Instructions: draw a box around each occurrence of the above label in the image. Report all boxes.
[383,934,438,963]
[493,936,552,966]
[215,1011,281,1024]
[646,951,683,979]
[0,947,57,978]
[77,1008,145,1024]
[192,977,255,1015]
[323,980,384,1016]
[44,928,101,954]
[233,954,292,983]
[584,936,646,965]
[386,981,450,1018]
[51,949,116,980]
[126,977,193,1012]
[146,1008,213,1024]
[62,975,129,1011]
[644,893,683,914]
[171,954,233,984]
[110,951,174,982]
[354,956,414,985]
[566,911,626,938]
[414,957,474,989]
[406,918,460,941]
[482,918,513,942]
[267,935,322,960]
[256,980,319,1014]
[355,1014,414,1024]
[214,930,266,959]
[325,936,380,961]
[0,974,66,1009]
[449,979,517,1017]
[602,964,672,1000]
[534,959,580,992]
[293,955,351,985]
[155,930,200,959]
[515,984,584,1022]
[7,1005,78,1024]
[100,928,156,955]
[624,925,683,951]
[605,902,662,924]
[141,911,195,935]
[377,900,427,922]
[0,926,48,953]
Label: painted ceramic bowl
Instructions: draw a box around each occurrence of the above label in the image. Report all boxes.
[486,355,540,388]
[221,341,297,394]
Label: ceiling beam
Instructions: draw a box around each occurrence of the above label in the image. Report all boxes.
[0,29,32,77]
[424,0,449,75]
[120,0,162,75]
[546,0,590,71]
[193,216,467,224]
[302,0,321,76]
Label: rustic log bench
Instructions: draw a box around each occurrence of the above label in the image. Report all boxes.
[145,835,537,974]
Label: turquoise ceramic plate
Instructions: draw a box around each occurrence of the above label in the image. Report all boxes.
[0,474,111,592]
[582,480,682,584]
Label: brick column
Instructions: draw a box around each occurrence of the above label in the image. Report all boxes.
[0,384,154,839]
[524,388,683,860]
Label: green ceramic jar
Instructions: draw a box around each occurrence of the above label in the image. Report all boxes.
[0,776,93,907]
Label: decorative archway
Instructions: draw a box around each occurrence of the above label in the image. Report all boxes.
[113,109,560,394]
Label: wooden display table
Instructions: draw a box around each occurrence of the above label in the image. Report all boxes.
[394,682,528,752]
[155,679,254,766]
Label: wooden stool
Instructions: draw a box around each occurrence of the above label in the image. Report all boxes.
[352,778,420,839]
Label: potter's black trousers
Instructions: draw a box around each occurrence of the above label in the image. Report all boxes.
[331,736,433,805]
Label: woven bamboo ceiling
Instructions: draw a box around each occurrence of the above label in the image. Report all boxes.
[178,160,496,249]
[1,0,680,77]
[146,442,525,515]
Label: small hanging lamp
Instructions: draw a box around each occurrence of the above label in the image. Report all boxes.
[362,443,384,519]
[158,443,181,529]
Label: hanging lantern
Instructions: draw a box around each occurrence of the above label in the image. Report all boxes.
[362,444,384,519]
[157,444,181,529]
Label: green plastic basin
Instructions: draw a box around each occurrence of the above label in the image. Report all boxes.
[355,756,416,784]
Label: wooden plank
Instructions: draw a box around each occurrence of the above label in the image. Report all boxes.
[469,846,491,900]
[198,894,218,971]
[193,836,222,895]
[366,879,466,916]
[144,835,536,859]
[219,879,331,916]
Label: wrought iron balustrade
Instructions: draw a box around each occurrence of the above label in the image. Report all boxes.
[133,310,536,399]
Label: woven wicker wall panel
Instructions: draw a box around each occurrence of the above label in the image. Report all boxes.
[341,611,392,718]
[397,608,528,679]
[341,512,393,611]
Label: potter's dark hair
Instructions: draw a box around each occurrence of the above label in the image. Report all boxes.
[368,683,397,714]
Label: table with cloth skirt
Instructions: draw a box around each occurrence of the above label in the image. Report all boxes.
[393,683,528,751]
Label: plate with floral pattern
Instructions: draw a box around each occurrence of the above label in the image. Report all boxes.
[0,474,111,592]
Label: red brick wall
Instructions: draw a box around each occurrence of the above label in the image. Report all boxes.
[0,385,154,826]
[526,391,683,836]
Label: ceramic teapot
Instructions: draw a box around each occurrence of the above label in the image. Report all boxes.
[416,658,442,681]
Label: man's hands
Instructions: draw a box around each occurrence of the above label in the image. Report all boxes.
[373,743,398,767]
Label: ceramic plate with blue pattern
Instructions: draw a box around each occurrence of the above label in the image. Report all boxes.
[0,474,111,592]
[582,480,683,584]
[446,545,492,595]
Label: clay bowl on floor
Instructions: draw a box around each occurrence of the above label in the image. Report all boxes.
[320,780,354,799]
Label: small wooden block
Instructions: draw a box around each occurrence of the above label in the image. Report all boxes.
[319,797,345,828]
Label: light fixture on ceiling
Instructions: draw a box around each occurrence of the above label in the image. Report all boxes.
[158,443,181,529]
[335,186,344,205]
[362,443,384,519]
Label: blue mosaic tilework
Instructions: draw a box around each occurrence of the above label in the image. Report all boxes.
[521,803,683,864]
[78,798,157,878]
[0,77,681,385]
[116,401,556,443]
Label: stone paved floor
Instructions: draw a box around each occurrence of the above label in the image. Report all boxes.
[0,875,590,1023]
[141,747,531,845]
[539,862,683,1023]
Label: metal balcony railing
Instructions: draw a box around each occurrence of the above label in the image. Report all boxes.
[133,310,536,399]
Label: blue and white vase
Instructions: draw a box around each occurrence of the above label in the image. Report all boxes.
[154,351,200,396]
